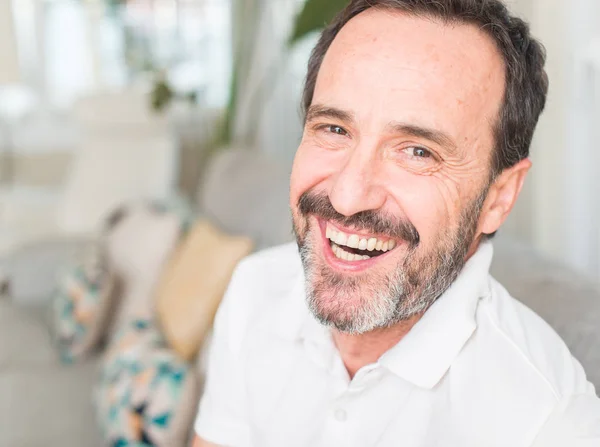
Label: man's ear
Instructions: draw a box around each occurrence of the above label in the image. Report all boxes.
[478,158,531,235]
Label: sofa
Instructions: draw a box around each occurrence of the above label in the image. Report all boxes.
[0,89,179,262]
[1,147,599,447]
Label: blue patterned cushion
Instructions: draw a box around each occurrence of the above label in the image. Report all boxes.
[95,319,197,447]
[53,197,196,365]
[53,239,116,363]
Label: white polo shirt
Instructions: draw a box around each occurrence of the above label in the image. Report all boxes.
[195,241,600,447]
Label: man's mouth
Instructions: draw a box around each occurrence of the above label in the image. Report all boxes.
[324,221,397,262]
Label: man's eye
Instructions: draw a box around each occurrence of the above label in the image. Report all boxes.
[326,125,348,136]
[404,146,432,158]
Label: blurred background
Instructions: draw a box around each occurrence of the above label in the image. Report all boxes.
[0,0,599,446]
[0,0,598,280]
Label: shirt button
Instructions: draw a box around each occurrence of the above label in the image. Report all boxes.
[334,408,348,422]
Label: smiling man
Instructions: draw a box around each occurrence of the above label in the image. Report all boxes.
[192,1,600,446]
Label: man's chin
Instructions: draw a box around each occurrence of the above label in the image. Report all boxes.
[309,300,396,335]
[297,223,417,333]
[304,268,403,335]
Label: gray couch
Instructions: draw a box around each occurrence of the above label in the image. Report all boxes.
[1,148,599,447]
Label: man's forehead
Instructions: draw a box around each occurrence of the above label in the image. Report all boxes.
[313,8,506,139]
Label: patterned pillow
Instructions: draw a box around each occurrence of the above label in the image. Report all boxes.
[52,197,195,364]
[95,319,199,447]
[53,238,117,363]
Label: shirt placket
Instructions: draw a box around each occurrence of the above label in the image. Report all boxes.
[320,362,387,447]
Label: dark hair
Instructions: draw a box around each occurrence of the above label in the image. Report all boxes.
[302,0,549,177]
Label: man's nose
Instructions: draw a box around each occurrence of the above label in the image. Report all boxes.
[328,145,386,217]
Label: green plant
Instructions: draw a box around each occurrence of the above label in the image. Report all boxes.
[150,75,174,112]
[149,71,198,113]
[289,0,349,45]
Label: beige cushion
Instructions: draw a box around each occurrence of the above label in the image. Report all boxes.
[155,220,253,361]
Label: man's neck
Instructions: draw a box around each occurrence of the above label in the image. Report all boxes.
[331,313,424,379]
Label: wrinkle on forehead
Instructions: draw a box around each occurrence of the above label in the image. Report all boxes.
[313,8,506,158]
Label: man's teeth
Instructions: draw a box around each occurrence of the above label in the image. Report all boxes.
[326,226,397,254]
[331,243,371,262]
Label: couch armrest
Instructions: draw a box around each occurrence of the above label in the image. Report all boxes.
[3,236,93,304]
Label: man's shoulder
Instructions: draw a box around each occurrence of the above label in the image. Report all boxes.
[214,242,304,351]
[235,242,302,282]
[475,277,594,400]
[227,242,303,311]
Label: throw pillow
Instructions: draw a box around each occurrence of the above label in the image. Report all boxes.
[96,318,199,447]
[53,238,118,363]
[155,220,253,361]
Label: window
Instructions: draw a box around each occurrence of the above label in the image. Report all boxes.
[12,0,233,108]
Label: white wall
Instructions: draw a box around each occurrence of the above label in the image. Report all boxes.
[0,0,20,84]
[504,0,600,281]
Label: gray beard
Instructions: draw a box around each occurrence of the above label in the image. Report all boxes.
[296,194,485,335]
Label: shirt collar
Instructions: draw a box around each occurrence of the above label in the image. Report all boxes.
[379,240,493,389]
[270,266,311,341]
[272,240,494,389]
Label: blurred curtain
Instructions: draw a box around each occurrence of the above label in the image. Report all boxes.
[230,0,311,163]
[230,0,264,143]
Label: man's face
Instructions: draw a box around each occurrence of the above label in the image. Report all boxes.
[290,10,506,334]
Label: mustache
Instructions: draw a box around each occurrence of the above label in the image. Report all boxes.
[298,191,420,248]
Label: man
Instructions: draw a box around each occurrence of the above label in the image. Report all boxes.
[193,0,600,445]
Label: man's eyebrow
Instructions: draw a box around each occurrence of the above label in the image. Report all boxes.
[305,105,355,124]
[389,122,459,153]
